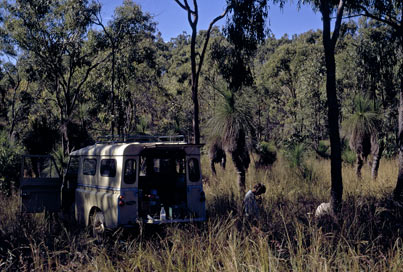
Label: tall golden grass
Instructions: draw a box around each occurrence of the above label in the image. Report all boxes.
[0,154,402,271]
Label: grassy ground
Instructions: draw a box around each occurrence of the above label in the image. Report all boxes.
[0,154,402,271]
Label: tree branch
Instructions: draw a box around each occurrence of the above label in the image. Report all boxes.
[174,0,187,11]
[359,5,400,30]
[196,5,230,78]
[70,53,111,115]
[331,0,345,48]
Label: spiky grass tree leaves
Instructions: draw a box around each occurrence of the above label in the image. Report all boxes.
[342,95,381,178]
[208,88,253,195]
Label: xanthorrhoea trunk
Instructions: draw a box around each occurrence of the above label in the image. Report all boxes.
[320,0,344,214]
[232,151,248,196]
[231,131,250,197]
[211,160,217,175]
[371,136,384,180]
[237,170,246,197]
[356,154,363,179]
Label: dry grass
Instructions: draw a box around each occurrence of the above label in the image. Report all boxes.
[0,154,402,271]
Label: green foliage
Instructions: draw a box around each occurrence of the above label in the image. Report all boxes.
[342,148,356,165]
[135,116,150,135]
[255,141,277,168]
[0,0,400,197]
[285,143,306,169]
[284,143,318,182]
[225,0,268,55]
[255,30,327,145]
[341,138,356,165]
[51,146,69,175]
[0,131,23,195]
[315,140,330,159]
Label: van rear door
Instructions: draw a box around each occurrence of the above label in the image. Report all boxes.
[118,156,138,225]
[186,156,206,220]
[19,155,62,213]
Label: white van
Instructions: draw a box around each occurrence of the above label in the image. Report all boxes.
[20,135,206,234]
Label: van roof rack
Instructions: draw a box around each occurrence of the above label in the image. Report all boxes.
[96,135,187,144]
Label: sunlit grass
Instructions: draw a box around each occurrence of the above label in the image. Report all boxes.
[0,154,402,271]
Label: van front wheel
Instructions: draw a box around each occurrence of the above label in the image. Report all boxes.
[90,210,105,240]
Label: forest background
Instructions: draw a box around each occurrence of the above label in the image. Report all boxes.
[0,0,401,180]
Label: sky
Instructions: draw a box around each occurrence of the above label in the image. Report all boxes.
[99,0,323,41]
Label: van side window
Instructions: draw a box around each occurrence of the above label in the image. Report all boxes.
[100,159,116,177]
[188,158,200,182]
[124,159,137,184]
[83,159,97,176]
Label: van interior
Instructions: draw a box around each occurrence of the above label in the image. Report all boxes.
[138,148,188,219]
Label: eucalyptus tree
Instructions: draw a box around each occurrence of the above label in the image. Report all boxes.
[93,0,157,136]
[257,31,327,146]
[174,0,268,144]
[174,0,230,144]
[1,0,107,154]
[0,62,22,139]
[301,0,346,215]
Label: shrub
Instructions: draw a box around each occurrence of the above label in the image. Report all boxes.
[0,131,23,195]
[255,141,277,168]
[284,143,317,182]
[315,140,330,159]
[22,116,59,155]
[342,148,356,165]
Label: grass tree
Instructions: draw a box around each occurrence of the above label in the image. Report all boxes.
[208,136,226,176]
[209,88,253,196]
[342,95,381,178]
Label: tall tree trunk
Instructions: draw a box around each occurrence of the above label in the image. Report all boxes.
[111,45,116,137]
[191,77,201,144]
[320,0,344,215]
[394,74,403,201]
[61,120,70,155]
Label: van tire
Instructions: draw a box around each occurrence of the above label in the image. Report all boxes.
[90,209,105,241]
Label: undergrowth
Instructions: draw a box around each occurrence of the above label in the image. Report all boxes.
[0,155,402,271]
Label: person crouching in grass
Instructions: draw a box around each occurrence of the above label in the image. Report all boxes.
[242,183,266,229]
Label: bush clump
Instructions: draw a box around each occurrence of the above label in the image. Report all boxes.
[255,141,277,168]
